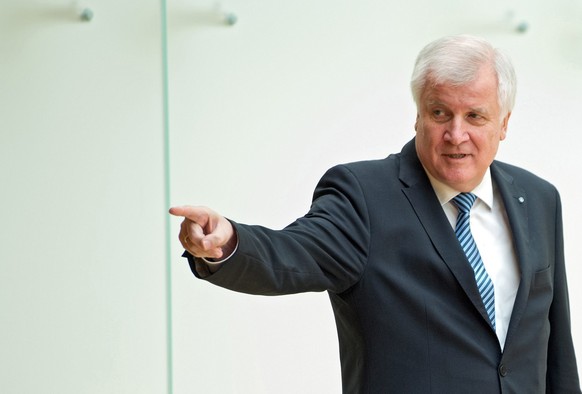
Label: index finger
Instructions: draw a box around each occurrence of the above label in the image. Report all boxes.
[169,205,206,221]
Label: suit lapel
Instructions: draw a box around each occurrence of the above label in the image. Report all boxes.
[398,140,494,328]
[490,163,532,347]
[397,140,534,343]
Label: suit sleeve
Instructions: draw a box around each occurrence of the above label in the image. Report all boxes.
[546,190,581,393]
[186,164,371,295]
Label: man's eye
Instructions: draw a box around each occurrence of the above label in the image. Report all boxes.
[467,113,482,119]
[429,108,451,122]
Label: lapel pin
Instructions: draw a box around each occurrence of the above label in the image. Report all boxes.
[518,196,525,203]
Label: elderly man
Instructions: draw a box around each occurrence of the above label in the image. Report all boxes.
[170,35,580,393]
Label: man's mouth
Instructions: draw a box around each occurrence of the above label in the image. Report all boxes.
[445,154,468,159]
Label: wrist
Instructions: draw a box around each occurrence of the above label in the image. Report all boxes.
[220,226,238,257]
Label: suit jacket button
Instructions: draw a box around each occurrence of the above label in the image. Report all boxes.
[499,363,508,377]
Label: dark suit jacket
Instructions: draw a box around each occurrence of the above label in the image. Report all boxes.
[188,139,580,393]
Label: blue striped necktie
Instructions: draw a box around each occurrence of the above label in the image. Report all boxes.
[452,193,496,330]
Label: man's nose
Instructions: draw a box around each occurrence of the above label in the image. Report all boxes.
[444,118,469,145]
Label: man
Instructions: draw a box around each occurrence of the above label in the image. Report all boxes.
[170,35,580,393]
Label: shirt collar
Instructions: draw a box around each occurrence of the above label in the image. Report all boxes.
[424,168,494,210]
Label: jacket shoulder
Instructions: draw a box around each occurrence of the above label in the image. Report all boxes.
[331,155,401,179]
[492,160,558,194]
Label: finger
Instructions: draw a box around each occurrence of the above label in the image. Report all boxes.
[179,219,224,258]
[172,205,222,238]
[171,206,215,237]
[201,240,226,259]
[201,233,226,251]
[169,206,189,216]
[180,219,203,251]
[178,220,193,250]
[169,206,209,225]
[171,206,234,259]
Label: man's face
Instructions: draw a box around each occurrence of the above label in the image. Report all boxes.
[415,66,510,192]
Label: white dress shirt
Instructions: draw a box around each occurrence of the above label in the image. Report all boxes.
[426,168,520,350]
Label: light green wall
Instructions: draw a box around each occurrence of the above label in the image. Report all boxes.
[0,1,169,393]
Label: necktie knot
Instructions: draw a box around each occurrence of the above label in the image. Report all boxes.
[453,192,477,214]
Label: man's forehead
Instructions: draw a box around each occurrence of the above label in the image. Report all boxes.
[425,98,490,112]
[422,79,498,107]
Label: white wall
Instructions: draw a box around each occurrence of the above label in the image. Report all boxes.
[1,0,580,393]
[168,1,582,393]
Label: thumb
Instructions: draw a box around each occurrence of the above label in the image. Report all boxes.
[202,222,237,258]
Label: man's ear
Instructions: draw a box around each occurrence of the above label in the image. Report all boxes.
[414,114,419,132]
[500,112,511,140]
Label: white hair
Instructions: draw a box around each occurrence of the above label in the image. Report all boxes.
[410,35,517,116]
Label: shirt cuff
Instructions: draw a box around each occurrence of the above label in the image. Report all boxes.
[201,239,239,265]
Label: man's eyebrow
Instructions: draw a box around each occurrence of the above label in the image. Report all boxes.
[426,100,446,106]
[468,107,489,114]
[426,101,490,113]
